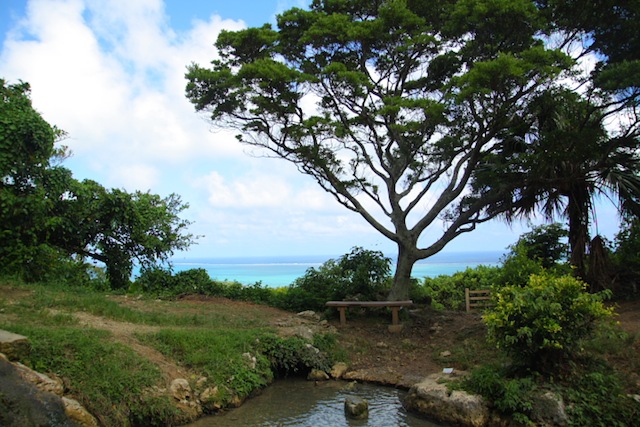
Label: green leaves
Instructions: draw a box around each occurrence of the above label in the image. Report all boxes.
[485,273,613,373]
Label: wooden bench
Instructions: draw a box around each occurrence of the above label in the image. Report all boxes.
[325,300,413,325]
[465,288,493,312]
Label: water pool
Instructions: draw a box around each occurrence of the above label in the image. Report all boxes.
[186,378,444,427]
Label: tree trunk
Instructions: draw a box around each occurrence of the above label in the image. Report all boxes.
[567,185,590,280]
[387,244,417,301]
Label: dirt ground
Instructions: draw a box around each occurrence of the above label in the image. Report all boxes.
[63,296,640,391]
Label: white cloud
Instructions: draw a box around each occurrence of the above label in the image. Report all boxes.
[197,169,340,212]
[0,0,247,186]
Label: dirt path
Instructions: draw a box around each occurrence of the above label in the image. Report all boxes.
[69,312,189,385]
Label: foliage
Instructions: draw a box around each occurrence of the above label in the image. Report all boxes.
[612,218,640,297]
[484,273,613,373]
[0,79,196,289]
[472,86,640,280]
[139,328,273,399]
[419,265,501,310]
[0,79,71,281]
[461,365,535,424]
[186,0,574,301]
[562,359,640,427]
[510,223,568,268]
[56,180,195,290]
[280,247,391,312]
[338,247,391,300]
[258,334,333,376]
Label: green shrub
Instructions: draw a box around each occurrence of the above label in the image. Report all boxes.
[484,273,613,373]
[259,334,333,376]
[461,365,535,424]
[564,362,639,427]
[418,265,501,310]
[280,247,392,313]
[135,266,175,294]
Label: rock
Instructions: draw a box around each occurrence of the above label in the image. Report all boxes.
[0,356,79,426]
[532,391,568,426]
[330,362,349,379]
[13,360,64,396]
[404,373,489,427]
[62,397,99,427]
[307,368,329,381]
[195,376,208,389]
[200,386,223,412]
[342,381,357,390]
[170,378,192,402]
[242,352,257,370]
[0,330,30,360]
[229,394,245,408]
[376,341,389,348]
[344,396,369,419]
[440,350,452,357]
[297,310,320,321]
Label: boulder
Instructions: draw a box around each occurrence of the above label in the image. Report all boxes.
[199,386,223,412]
[0,355,78,427]
[531,391,568,427]
[13,360,64,396]
[330,362,349,379]
[62,397,99,427]
[307,368,329,381]
[404,373,489,427]
[0,330,30,360]
[344,396,369,419]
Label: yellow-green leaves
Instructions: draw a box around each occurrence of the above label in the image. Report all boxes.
[484,273,613,373]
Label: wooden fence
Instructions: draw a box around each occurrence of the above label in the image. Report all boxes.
[465,288,493,312]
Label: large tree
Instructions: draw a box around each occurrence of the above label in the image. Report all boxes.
[1,79,195,287]
[0,79,71,279]
[186,0,572,299]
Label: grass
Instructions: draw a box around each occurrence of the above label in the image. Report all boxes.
[0,280,296,426]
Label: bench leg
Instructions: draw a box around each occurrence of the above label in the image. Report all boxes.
[338,307,347,325]
[391,307,399,325]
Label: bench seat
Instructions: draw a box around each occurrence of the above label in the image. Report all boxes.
[325,300,413,325]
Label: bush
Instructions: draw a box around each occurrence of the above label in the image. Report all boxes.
[417,265,501,310]
[461,365,535,424]
[258,334,333,376]
[280,247,392,312]
[564,362,639,427]
[484,273,613,373]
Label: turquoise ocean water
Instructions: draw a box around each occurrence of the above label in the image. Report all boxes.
[168,251,504,288]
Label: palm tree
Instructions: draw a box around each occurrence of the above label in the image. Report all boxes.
[473,88,640,280]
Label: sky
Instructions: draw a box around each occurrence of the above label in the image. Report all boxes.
[0,0,623,259]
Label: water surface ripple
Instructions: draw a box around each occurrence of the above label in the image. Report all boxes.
[187,378,444,427]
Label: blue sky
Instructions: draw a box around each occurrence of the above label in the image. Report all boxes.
[0,0,623,259]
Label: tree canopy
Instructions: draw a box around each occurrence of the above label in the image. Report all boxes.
[0,79,195,288]
[186,0,575,299]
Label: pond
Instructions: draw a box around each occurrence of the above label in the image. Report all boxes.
[186,378,444,427]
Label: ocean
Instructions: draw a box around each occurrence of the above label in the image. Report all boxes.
[168,251,504,288]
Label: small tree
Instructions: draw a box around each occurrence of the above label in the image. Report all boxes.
[484,273,613,374]
[56,180,195,289]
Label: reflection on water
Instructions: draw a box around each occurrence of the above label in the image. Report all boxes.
[186,378,443,427]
